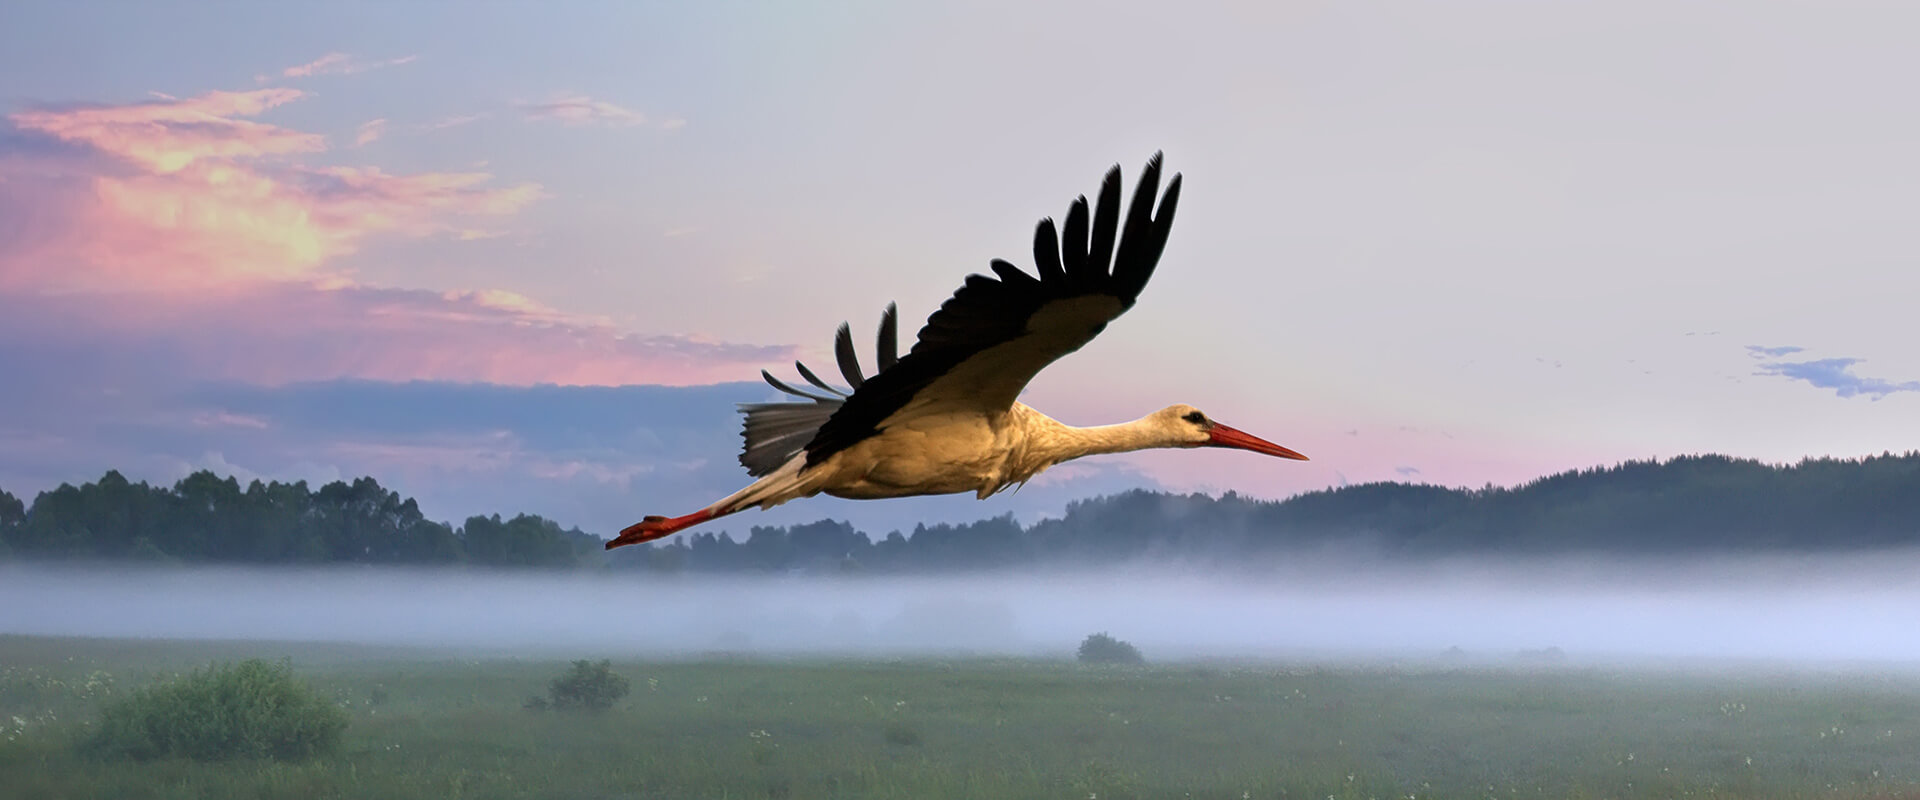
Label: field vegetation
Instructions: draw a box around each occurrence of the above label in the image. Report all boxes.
[3,634,1918,799]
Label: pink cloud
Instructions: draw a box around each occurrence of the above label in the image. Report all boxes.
[0,283,793,388]
[440,287,567,320]
[1,89,544,291]
[422,113,489,132]
[0,73,786,392]
[521,95,647,127]
[354,119,387,146]
[282,53,351,78]
[273,52,418,81]
[9,89,322,172]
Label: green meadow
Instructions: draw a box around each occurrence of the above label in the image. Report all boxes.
[2,634,1917,799]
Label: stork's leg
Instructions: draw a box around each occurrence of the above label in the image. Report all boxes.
[605,508,741,550]
[608,454,823,550]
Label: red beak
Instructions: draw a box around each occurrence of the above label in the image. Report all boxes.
[1205,423,1310,461]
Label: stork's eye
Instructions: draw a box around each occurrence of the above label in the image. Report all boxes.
[1182,411,1206,425]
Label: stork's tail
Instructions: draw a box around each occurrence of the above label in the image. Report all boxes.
[605,455,820,550]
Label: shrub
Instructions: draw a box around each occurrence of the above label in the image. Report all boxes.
[84,658,346,762]
[543,659,630,712]
[1077,632,1145,665]
[883,721,922,747]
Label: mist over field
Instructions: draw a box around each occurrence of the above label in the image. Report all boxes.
[7,549,1920,668]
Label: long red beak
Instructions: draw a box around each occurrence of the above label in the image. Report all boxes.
[1206,423,1310,461]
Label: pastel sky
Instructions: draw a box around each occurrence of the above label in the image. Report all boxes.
[3,2,1916,538]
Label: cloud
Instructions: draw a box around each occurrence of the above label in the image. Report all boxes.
[0,65,914,536]
[0,283,794,390]
[521,95,648,127]
[354,119,387,146]
[0,89,544,291]
[1395,466,1422,477]
[281,53,351,78]
[192,411,271,430]
[0,272,809,522]
[1752,355,1920,400]
[0,71,774,390]
[422,113,489,132]
[1746,345,1806,358]
[269,53,418,81]
[8,89,323,172]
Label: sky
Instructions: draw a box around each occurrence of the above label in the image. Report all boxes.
[1,1,1916,539]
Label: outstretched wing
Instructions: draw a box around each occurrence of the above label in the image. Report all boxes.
[737,305,899,477]
[797,152,1182,470]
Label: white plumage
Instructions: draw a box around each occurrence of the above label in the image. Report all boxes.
[608,153,1307,550]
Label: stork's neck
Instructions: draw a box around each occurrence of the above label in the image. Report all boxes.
[1030,412,1168,464]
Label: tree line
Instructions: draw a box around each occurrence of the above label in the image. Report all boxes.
[2,451,1916,572]
[0,470,600,568]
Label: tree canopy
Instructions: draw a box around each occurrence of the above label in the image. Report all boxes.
[0,470,598,568]
[2,451,1916,572]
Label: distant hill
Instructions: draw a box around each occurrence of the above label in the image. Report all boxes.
[2,451,1916,571]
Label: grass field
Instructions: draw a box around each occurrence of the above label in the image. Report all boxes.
[2,634,1918,799]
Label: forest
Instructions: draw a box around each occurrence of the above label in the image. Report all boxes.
[1,451,1916,573]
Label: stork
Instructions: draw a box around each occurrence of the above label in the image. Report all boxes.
[607,153,1308,550]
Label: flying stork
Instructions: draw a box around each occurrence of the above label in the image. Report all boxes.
[607,153,1308,550]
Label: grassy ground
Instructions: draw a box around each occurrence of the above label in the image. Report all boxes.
[2,634,1918,799]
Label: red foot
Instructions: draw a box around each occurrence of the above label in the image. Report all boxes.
[606,510,715,550]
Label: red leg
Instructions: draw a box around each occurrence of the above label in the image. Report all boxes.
[605,508,730,550]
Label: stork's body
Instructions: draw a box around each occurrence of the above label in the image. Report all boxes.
[822,402,1168,501]
[608,154,1308,549]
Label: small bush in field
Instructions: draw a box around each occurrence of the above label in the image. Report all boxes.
[543,659,630,712]
[84,658,346,762]
[883,721,923,746]
[1077,632,1146,665]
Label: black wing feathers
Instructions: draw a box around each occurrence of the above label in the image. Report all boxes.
[1033,219,1067,284]
[794,152,1181,470]
[793,361,846,397]
[989,258,1039,287]
[1087,171,1121,282]
[760,370,838,403]
[1061,195,1093,282]
[833,323,865,389]
[1114,162,1180,299]
[876,302,899,371]
[738,305,901,476]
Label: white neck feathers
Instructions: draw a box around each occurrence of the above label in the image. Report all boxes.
[1019,409,1173,467]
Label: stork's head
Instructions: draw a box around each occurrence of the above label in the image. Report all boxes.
[1155,404,1310,461]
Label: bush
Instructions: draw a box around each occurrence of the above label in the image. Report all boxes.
[541,659,630,712]
[1077,632,1145,665]
[883,721,922,747]
[84,658,347,762]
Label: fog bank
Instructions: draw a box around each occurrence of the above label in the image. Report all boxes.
[5,551,1919,668]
